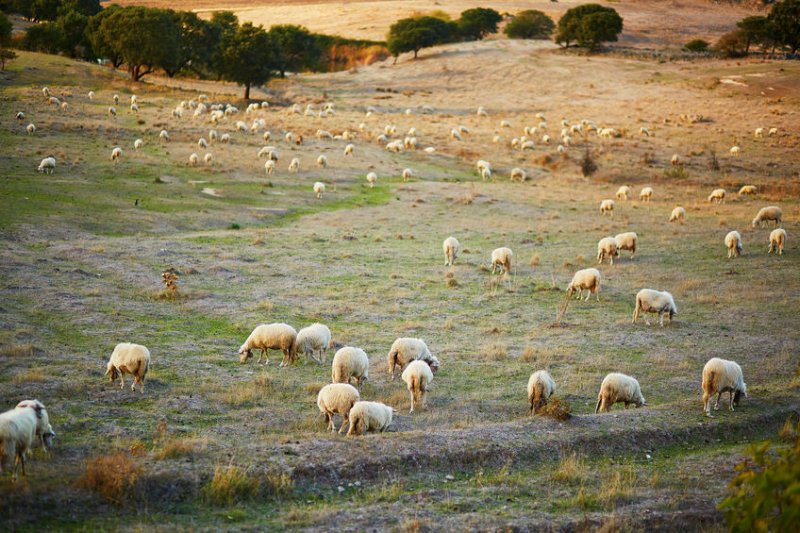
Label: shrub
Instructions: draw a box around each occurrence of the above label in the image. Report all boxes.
[715,30,748,58]
[504,10,555,40]
[79,452,143,505]
[684,39,710,53]
[457,7,502,41]
[555,4,623,49]
[580,149,598,177]
[203,464,260,506]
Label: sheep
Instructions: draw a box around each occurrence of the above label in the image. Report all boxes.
[264,160,275,175]
[295,323,332,363]
[112,94,119,104]
[130,103,139,113]
[768,228,786,255]
[316,129,333,140]
[754,127,764,138]
[639,126,651,136]
[595,373,646,413]
[42,87,50,97]
[262,131,271,142]
[331,347,369,391]
[450,128,463,141]
[556,144,566,153]
[198,138,208,149]
[258,146,278,160]
[527,370,556,414]
[37,157,56,174]
[15,111,24,121]
[386,140,404,152]
[317,383,360,434]
[366,172,377,188]
[476,160,491,176]
[510,167,526,182]
[597,237,617,265]
[481,167,492,180]
[26,123,36,135]
[189,153,199,166]
[752,206,782,228]
[316,155,328,169]
[669,206,686,224]
[288,158,300,173]
[670,154,680,166]
[725,230,743,258]
[209,129,219,143]
[639,186,653,202]
[491,247,513,274]
[110,147,122,163]
[134,138,143,151]
[204,153,213,166]
[235,121,248,132]
[172,107,183,118]
[0,400,56,481]
[424,147,436,154]
[541,134,551,145]
[616,185,631,200]
[443,236,460,266]
[729,146,741,156]
[404,137,417,150]
[220,133,231,144]
[632,289,677,327]
[313,181,326,199]
[614,232,638,259]
[600,199,615,217]
[105,342,151,394]
[347,401,395,436]
[344,144,354,157]
[738,185,757,195]
[477,106,488,116]
[108,106,117,117]
[768,127,778,136]
[48,96,61,106]
[708,188,726,204]
[702,358,747,417]
[159,130,170,144]
[567,268,601,301]
[387,337,439,380]
[238,323,297,367]
[402,360,434,413]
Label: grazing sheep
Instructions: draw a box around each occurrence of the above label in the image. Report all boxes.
[204,153,213,166]
[632,289,677,327]
[48,96,60,106]
[15,111,24,121]
[134,139,143,151]
[209,129,219,142]
[614,232,638,259]
[600,199,615,217]
[595,373,646,413]
[316,155,328,168]
[220,133,231,144]
[402,168,414,182]
[264,160,275,175]
[344,144,354,156]
[159,130,170,144]
[402,360,434,413]
[26,123,36,135]
[262,131,271,142]
[491,247,513,274]
[366,172,377,188]
[616,185,631,200]
[112,94,119,104]
[669,206,686,224]
[639,126,651,136]
[738,185,757,195]
[0,400,56,481]
[597,237,617,265]
[37,157,56,174]
[331,347,369,391]
[317,383,360,434]
[476,160,491,176]
[768,127,778,136]
[768,228,786,255]
[387,338,438,380]
[110,147,122,163]
[510,167,526,182]
[189,153,199,166]
[130,103,139,113]
[639,187,654,202]
[567,268,601,301]
[443,236,460,266]
[708,188,726,204]
[481,167,492,180]
[725,230,743,258]
[729,146,741,156]
[347,401,395,436]
[670,154,680,166]
[702,358,747,417]
[754,127,764,138]
[477,106,488,116]
[295,323,332,364]
[527,370,556,414]
[313,181,326,199]
[105,343,151,394]
[752,206,782,228]
[288,157,300,173]
[108,106,117,117]
[238,323,297,367]
[198,138,208,149]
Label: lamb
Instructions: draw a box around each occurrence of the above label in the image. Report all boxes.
[238,323,297,367]
[595,373,646,413]
[491,247,513,274]
[616,185,631,200]
[402,360,434,413]
[477,106,488,116]
[313,181,326,199]
[708,188,726,204]
[752,206,782,228]
[669,206,686,224]
[0,400,56,481]
[295,323,332,364]
[347,401,395,436]
[632,289,677,327]
[110,147,122,163]
[159,130,170,144]
[317,155,328,168]
[258,146,278,160]
[264,160,275,174]
[510,167,526,182]
[288,158,300,173]
[738,185,757,195]
[26,123,36,135]
[600,199,615,217]
[235,121,248,132]
[105,342,151,394]
[614,232,638,259]
[316,383,360,434]
[476,160,491,176]
[725,230,743,258]
[527,370,556,414]
[344,144,354,156]
[108,106,117,117]
[597,237,617,265]
[402,168,414,182]
[729,146,741,156]
[639,187,654,202]
[567,268,601,301]
[48,96,60,106]
[443,236,460,266]
[387,337,439,380]
[670,154,680,166]
[204,153,213,166]
[331,346,369,391]
[189,153,199,166]
[702,358,747,417]
[37,157,56,174]
[134,138,143,151]
[209,129,219,142]
[366,172,377,188]
[768,228,786,255]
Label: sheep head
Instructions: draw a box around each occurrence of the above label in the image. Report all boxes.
[105,363,118,381]
[238,346,252,364]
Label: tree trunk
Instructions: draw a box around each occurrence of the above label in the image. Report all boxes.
[131,64,139,82]
[244,82,251,101]
[413,49,418,59]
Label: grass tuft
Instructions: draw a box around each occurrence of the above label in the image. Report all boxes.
[203,464,260,506]
[79,452,143,505]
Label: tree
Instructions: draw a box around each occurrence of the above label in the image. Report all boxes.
[216,22,277,100]
[7,0,34,21]
[31,0,60,22]
[737,16,768,53]
[54,9,90,58]
[683,39,710,53]
[575,10,623,50]
[715,29,747,58]
[504,10,555,40]
[269,25,321,77]
[387,16,456,60]
[0,10,15,70]
[85,5,124,67]
[555,4,623,49]
[457,7,502,41]
[164,11,219,77]
[768,0,800,54]
[22,22,62,53]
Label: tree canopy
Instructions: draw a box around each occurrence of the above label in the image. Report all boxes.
[386,15,455,60]
[504,10,555,40]
[269,25,321,76]
[215,22,277,100]
[555,4,623,49]
[457,7,502,41]
[768,0,800,54]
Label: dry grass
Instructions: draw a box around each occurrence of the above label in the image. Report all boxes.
[203,463,261,506]
[539,397,572,421]
[550,452,587,485]
[12,368,46,384]
[480,341,508,361]
[79,452,143,505]
[0,344,37,357]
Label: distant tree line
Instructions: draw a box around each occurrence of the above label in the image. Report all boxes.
[711,0,800,56]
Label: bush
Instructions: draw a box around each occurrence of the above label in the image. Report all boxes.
[684,39,710,53]
[555,3,623,49]
[716,30,748,58]
[504,10,555,40]
[580,149,598,177]
[203,464,260,506]
[79,452,143,505]
[457,7,502,41]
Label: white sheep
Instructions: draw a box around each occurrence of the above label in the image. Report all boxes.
[198,138,208,149]
[477,106,488,116]
[614,232,638,259]
[768,228,786,255]
[235,121,248,132]
[567,268,601,301]
[238,323,297,367]
[600,199,615,217]
[110,147,122,163]
[491,247,513,274]
[331,346,369,392]
[48,96,60,106]
[288,158,300,173]
[527,370,556,414]
[159,130,170,144]
[295,323,332,363]
[752,206,782,228]
[347,401,395,436]
[15,111,24,121]
[670,154,680,166]
[366,172,377,188]
[597,237,617,265]
[450,128,463,141]
[204,153,213,166]
[108,106,117,117]
[639,187,654,202]
[0,400,56,481]
[725,230,743,258]
[262,131,271,142]
[344,144,354,157]
[316,155,328,168]
[37,157,56,174]
[134,138,143,151]
[443,236,460,266]
[130,103,139,113]
[669,206,686,224]
[26,123,36,135]
[708,188,726,204]
[387,338,439,380]
[209,129,219,143]
[220,133,231,144]
[729,146,741,156]
[313,181,326,199]
[112,94,119,104]
[639,126,651,137]
[510,167,526,182]
[189,153,199,166]
[616,185,631,200]
[754,127,764,138]
[702,358,747,417]
[768,127,778,136]
[105,342,151,394]
[595,373,646,413]
[402,360,434,413]
[386,140,403,153]
[317,383,360,434]
[738,185,757,195]
[481,167,492,180]
[87,91,95,100]
[632,289,677,327]
[264,160,275,175]
[402,168,414,182]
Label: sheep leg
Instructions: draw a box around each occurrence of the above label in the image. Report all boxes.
[339,414,349,434]
[729,391,735,411]
[408,390,415,413]
[594,289,600,302]
[714,392,722,411]
[659,312,665,327]
[119,375,125,389]
[325,412,335,432]
[644,315,651,326]
[421,390,427,410]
